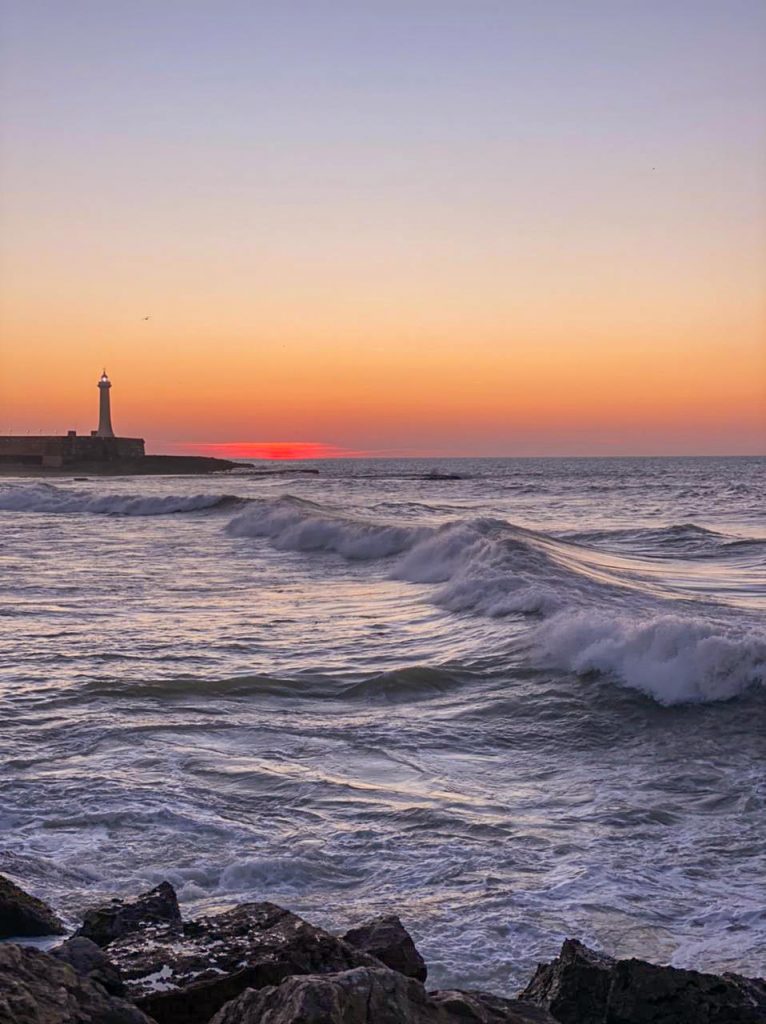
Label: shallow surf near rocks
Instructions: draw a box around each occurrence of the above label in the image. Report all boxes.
[1,876,765,1024]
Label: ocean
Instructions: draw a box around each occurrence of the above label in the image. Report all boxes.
[1,456,764,993]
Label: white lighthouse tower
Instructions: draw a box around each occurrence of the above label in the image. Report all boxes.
[96,369,115,437]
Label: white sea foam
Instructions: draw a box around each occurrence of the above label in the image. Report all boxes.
[0,483,230,516]
[535,612,766,704]
[391,521,563,616]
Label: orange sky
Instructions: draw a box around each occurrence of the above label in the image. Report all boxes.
[1,2,764,456]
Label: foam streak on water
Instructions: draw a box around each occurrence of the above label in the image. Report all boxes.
[0,456,764,992]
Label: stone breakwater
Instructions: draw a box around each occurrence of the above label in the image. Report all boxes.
[0,875,764,1024]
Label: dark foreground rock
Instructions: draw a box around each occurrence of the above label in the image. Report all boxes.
[0,873,65,939]
[52,936,126,996]
[11,878,763,1024]
[106,901,381,1024]
[520,938,766,1024]
[343,914,427,982]
[209,966,556,1024]
[76,881,181,948]
[0,943,154,1024]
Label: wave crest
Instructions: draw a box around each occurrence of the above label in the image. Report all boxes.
[0,483,237,516]
[227,499,564,615]
[535,612,766,704]
[565,521,765,558]
[390,520,562,616]
[225,496,424,559]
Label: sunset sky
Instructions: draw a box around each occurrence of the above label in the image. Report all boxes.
[1,1,764,456]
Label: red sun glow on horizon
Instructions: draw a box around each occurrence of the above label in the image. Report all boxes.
[171,441,374,460]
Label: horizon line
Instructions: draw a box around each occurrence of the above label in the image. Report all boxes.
[153,441,765,461]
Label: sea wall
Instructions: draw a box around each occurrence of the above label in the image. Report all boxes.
[0,435,145,467]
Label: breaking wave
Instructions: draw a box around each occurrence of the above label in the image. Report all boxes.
[226,496,426,558]
[224,497,690,616]
[4,486,763,707]
[535,612,766,704]
[224,496,766,704]
[390,519,565,616]
[226,498,570,614]
[0,483,239,516]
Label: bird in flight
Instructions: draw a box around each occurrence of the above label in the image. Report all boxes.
[142,315,151,320]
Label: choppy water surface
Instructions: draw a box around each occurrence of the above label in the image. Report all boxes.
[1,456,764,992]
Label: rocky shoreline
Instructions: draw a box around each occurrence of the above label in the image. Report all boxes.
[1,874,764,1023]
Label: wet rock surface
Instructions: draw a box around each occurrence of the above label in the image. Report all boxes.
[76,881,182,948]
[209,966,556,1024]
[0,942,154,1024]
[519,937,766,1023]
[106,900,380,1024]
[343,914,428,982]
[51,935,126,996]
[0,874,65,939]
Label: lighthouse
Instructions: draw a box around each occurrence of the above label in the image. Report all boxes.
[96,370,115,437]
